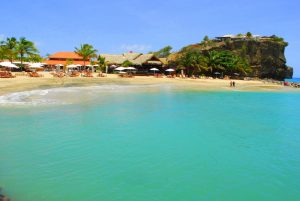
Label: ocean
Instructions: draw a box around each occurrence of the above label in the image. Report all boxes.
[285,78,300,83]
[0,85,300,201]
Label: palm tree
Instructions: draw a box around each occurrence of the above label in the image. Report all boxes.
[97,55,109,73]
[177,51,208,76]
[207,51,225,74]
[1,37,18,62]
[16,37,38,68]
[0,45,6,61]
[74,44,97,69]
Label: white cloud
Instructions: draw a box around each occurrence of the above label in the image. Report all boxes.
[120,44,152,53]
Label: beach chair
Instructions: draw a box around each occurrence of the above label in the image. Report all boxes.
[28,72,43,77]
[0,71,16,78]
[69,71,80,77]
[83,72,93,77]
[97,72,106,77]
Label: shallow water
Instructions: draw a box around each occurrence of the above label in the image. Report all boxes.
[0,85,300,201]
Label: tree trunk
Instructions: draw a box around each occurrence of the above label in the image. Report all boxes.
[20,53,23,71]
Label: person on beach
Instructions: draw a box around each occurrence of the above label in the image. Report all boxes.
[233,81,236,87]
[230,81,233,87]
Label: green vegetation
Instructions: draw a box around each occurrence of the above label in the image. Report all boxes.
[150,46,172,58]
[17,37,38,67]
[202,35,209,42]
[122,60,134,67]
[74,44,98,67]
[246,32,253,38]
[177,50,208,76]
[0,37,39,68]
[176,49,251,77]
[200,35,216,47]
[97,55,108,71]
[270,35,288,46]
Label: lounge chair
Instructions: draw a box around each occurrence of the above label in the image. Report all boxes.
[83,72,93,77]
[28,72,43,77]
[0,71,16,78]
[52,72,65,78]
[69,71,80,77]
[97,72,106,77]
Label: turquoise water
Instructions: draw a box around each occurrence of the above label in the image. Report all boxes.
[0,85,300,201]
[285,78,300,83]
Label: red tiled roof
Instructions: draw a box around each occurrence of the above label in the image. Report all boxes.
[44,60,91,65]
[48,52,84,59]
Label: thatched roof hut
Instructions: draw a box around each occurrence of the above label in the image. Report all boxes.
[100,53,163,66]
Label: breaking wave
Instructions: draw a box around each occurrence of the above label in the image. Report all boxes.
[0,84,172,106]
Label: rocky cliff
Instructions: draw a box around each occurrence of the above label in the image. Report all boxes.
[169,38,293,80]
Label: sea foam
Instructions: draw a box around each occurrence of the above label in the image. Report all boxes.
[0,84,169,106]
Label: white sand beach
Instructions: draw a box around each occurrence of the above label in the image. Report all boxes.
[0,72,294,96]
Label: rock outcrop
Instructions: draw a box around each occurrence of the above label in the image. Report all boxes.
[169,37,293,80]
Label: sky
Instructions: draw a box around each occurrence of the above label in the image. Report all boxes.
[1,0,300,76]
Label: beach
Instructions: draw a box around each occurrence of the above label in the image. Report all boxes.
[0,72,294,96]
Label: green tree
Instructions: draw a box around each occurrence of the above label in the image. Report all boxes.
[122,60,134,67]
[97,55,108,72]
[206,50,251,76]
[1,37,18,62]
[246,32,253,38]
[64,59,74,72]
[201,35,211,46]
[177,51,208,76]
[206,50,225,74]
[203,35,209,42]
[0,45,6,61]
[74,44,98,68]
[16,37,38,68]
[26,54,43,62]
[152,46,173,58]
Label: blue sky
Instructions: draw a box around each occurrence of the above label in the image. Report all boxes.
[1,0,300,76]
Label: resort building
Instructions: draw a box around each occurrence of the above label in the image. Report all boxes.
[44,52,91,70]
[100,52,166,74]
[215,34,262,41]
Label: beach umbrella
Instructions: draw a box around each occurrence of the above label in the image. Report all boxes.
[125,67,136,74]
[28,63,44,68]
[214,72,221,75]
[126,67,136,70]
[234,73,240,76]
[150,68,159,75]
[115,67,126,71]
[165,69,175,72]
[67,64,78,68]
[0,62,19,69]
[12,61,30,65]
[110,65,117,68]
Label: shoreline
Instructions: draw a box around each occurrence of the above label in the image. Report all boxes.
[0,72,298,96]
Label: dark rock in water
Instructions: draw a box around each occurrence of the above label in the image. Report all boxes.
[0,194,10,201]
